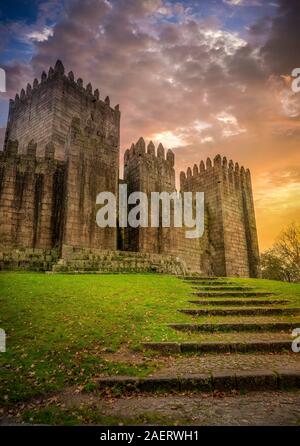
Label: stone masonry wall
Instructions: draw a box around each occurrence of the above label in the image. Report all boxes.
[0,139,65,250]
[179,161,222,275]
[123,139,260,276]
[180,155,260,277]
[1,60,120,255]
[4,60,121,161]
[0,248,59,271]
[123,138,176,254]
[241,167,260,277]
[53,246,186,275]
[62,116,119,250]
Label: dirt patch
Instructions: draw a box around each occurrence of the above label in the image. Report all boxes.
[101,346,153,364]
[2,389,300,426]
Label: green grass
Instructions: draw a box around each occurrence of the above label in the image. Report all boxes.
[0,272,300,407]
[21,404,181,426]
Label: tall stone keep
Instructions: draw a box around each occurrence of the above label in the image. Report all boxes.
[0,61,120,253]
[4,60,120,160]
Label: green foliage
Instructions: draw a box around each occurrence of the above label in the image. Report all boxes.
[0,273,191,405]
[261,223,300,282]
[22,405,179,426]
[261,250,287,281]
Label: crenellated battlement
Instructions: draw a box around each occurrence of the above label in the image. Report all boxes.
[4,59,121,160]
[11,60,120,115]
[180,154,252,190]
[2,139,62,163]
[124,137,175,167]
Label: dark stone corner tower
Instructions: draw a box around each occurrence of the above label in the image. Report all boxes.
[0,60,260,277]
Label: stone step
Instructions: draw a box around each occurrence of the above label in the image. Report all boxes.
[97,370,300,393]
[179,308,300,316]
[193,291,274,297]
[169,321,300,332]
[142,340,292,354]
[192,286,254,291]
[188,299,289,306]
[187,281,237,286]
[187,281,236,286]
[182,276,220,281]
[160,332,292,343]
[64,258,160,265]
[51,271,124,275]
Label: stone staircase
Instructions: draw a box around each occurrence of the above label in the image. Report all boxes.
[97,276,300,394]
[144,276,300,353]
[52,248,186,275]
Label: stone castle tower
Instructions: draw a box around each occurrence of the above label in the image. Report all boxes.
[123,138,176,254]
[0,61,260,277]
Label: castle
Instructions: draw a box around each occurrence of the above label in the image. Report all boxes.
[0,60,260,277]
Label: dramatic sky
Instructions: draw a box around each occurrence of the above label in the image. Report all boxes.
[0,0,299,251]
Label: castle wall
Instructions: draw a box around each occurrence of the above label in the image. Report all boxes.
[241,168,260,277]
[218,157,250,277]
[180,155,259,277]
[62,116,119,251]
[0,140,65,250]
[123,139,260,277]
[179,161,222,275]
[123,138,176,254]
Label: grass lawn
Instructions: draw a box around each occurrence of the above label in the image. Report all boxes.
[0,272,300,408]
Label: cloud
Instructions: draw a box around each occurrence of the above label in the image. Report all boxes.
[223,0,244,5]
[215,111,246,137]
[1,0,299,152]
[257,165,300,188]
[16,0,263,152]
[260,0,300,75]
[151,130,187,148]
[27,27,54,42]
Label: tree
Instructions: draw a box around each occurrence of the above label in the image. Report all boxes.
[261,222,300,282]
[260,250,286,281]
